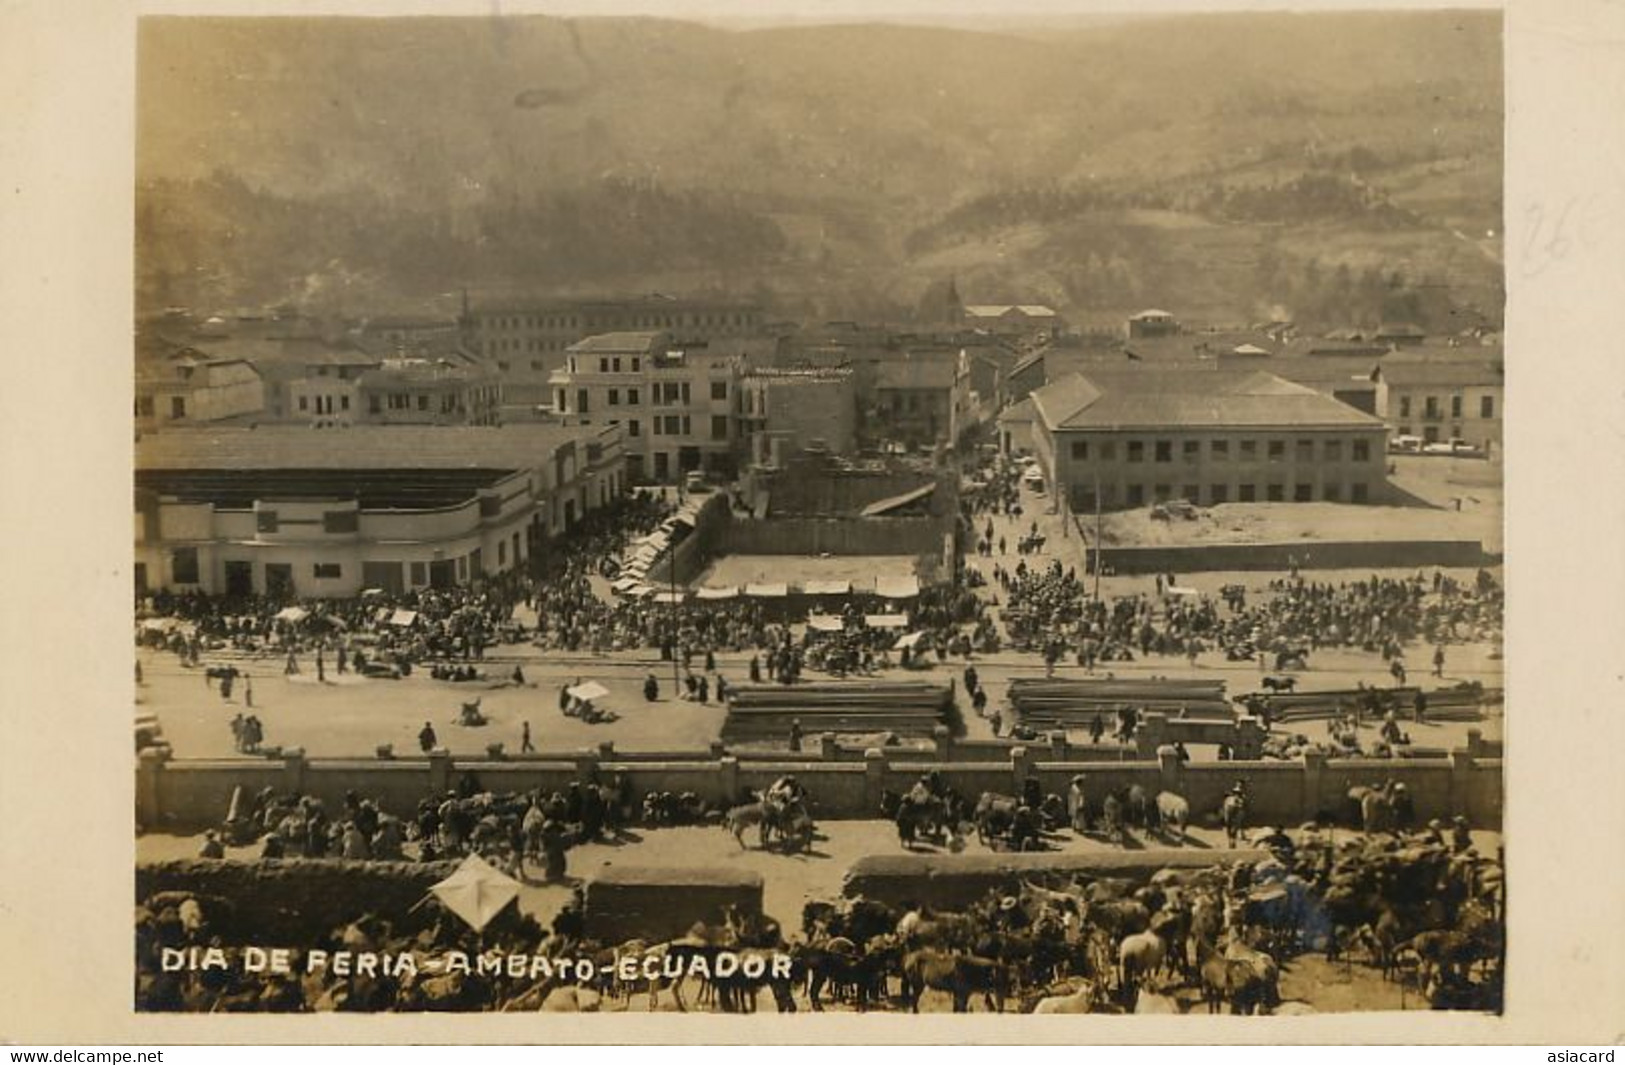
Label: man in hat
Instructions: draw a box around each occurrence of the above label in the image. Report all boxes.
[1450,816,1473,854]
[418,720,438,754]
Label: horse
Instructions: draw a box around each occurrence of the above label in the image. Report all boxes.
[1221,794,1248,849]
[1099,792,1126,845]
[900,949,1009,1013]
[1260,675,1297,693]
[1155,792,1190,842]
[973,792,1020,848]
[722,802,770,850]
[1116,929,1167,1008]
[1123,785,1151,833]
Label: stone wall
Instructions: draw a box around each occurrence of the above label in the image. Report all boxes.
[139,739,1503,831]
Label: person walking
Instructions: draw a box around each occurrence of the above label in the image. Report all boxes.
[521,721,535,753]
[1432,645,1446,678]
[316,649,326,684]
[244,674,253,708]
[419,721,438,754]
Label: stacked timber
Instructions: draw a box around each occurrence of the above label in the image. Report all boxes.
[720,681,954,742]
[1246,684,1496,724]
[1009,677,1231,729]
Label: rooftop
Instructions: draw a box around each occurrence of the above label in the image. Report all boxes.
[1376,358,1503,388]
[1030,369,1385,432]
[875,356,960,390]
[567,331,669,355]
[135,423,611,476]
[135,467,518,510]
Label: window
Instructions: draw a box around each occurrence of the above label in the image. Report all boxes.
[628,388,640,406]
[613,357,622,373]
[711,381,728,401]
[632,357,641,373]
[608,388,620,407]
[298,396,309,412]
[1071,441,1089,461]
[1099,441,1117,461]
[1127,441,1145,463]
[1182,440,1200,462]
[577,389,590,414]
[556,390,566,411]
[498,541,507,566]
[711,415,729,440]
[1480,395,1495,418]
[170,396,186,419]
[1211,484,1228,504]
[599,358,609,373]
[1126,484,1145,506]
[1324,440,1342,462]
[1399,425,1412,436]
[322,510,358,534]
[681,382,691,404]
[1155,440,1172,462]
[171,547,199,584]
[629,419,641,438]
[340,395,350,412]
[1451,425,1462,439]
[1294,483,1313,502]
[682,415,692,435]
[1352,482,1369,503]
[1239,484,1257,502]
[1451,395,1463,418]
[370,395,382,414]
[1211,440,1229,461]
[417,394,429,411]
[1424,396,1440,418]
[1400,396,1412,418]
[1240,440,1258,461]
[314,563,342,579]
[1268,441,1285,462]
[135,396,156,418]
[1352,440,1371,462]
[256,510,278,534]
[1295,439,1314,463]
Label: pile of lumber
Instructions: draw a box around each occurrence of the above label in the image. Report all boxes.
[721,680,953,742]
[1009,677,1231,729]
[1247,684,1496,724]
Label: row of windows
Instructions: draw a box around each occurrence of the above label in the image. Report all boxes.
[484,311,757,333]
[1066,437,1373,464]
[298,394,351,414]
[1071,481,1371,508]
[564,380,731,414]
[604,414,730,441]
[1398,394,1496,419]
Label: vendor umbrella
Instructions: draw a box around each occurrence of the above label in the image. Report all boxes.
[567,680,610,702]
[894,631,927,650]
[274,606,309,623]
[427,853,521,933]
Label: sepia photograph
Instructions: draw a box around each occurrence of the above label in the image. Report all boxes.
[120,5,1522,1020]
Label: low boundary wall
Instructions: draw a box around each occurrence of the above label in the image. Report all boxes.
[138,733,1503,832]
[1082,535,1495,575]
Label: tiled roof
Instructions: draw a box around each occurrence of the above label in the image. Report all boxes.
[1031,369,1383,431]
[566,331,668,355]
[1376,359,1503,387]
[996,396,1037,425]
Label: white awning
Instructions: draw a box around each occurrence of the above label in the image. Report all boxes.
[651,591,686,605]
[859,483,936,517]
[388,609,418,627]
[875,575,920,599]
[865,614,908,629]
[807,614,844,633]
[611,577,641,593]
[745,582,789,598]
[694,586,739,600]
[1168,585,1202,598]
[274,606,309,623]
[895,631,927,649]
[803,579,852,596]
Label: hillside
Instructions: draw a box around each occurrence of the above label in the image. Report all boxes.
[136,11,1504,328]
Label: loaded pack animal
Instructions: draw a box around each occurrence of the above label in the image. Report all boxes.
[1155,791,1190,842]
[722,799,814,853]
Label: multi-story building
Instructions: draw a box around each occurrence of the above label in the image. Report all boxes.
[134,353,266,428]
[354,359,503,427]
[1374,352,1503,454]
[959,303,1067,341]
[465,294,766,406]
[549,331,745,484]
[867,351,974,451]
[133,423,624,598]
[739,365,857,465]
[1029,368,1389,512]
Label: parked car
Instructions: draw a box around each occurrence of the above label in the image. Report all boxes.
[1388,435,1425,454]
[1422,438,1486,458]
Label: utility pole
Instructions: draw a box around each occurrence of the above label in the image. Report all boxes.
[1092,461,1104,603]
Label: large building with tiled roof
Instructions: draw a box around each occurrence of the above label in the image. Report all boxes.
[1029,367,1389,511]
[133,423,624,598]
[1374,350,1504,454]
